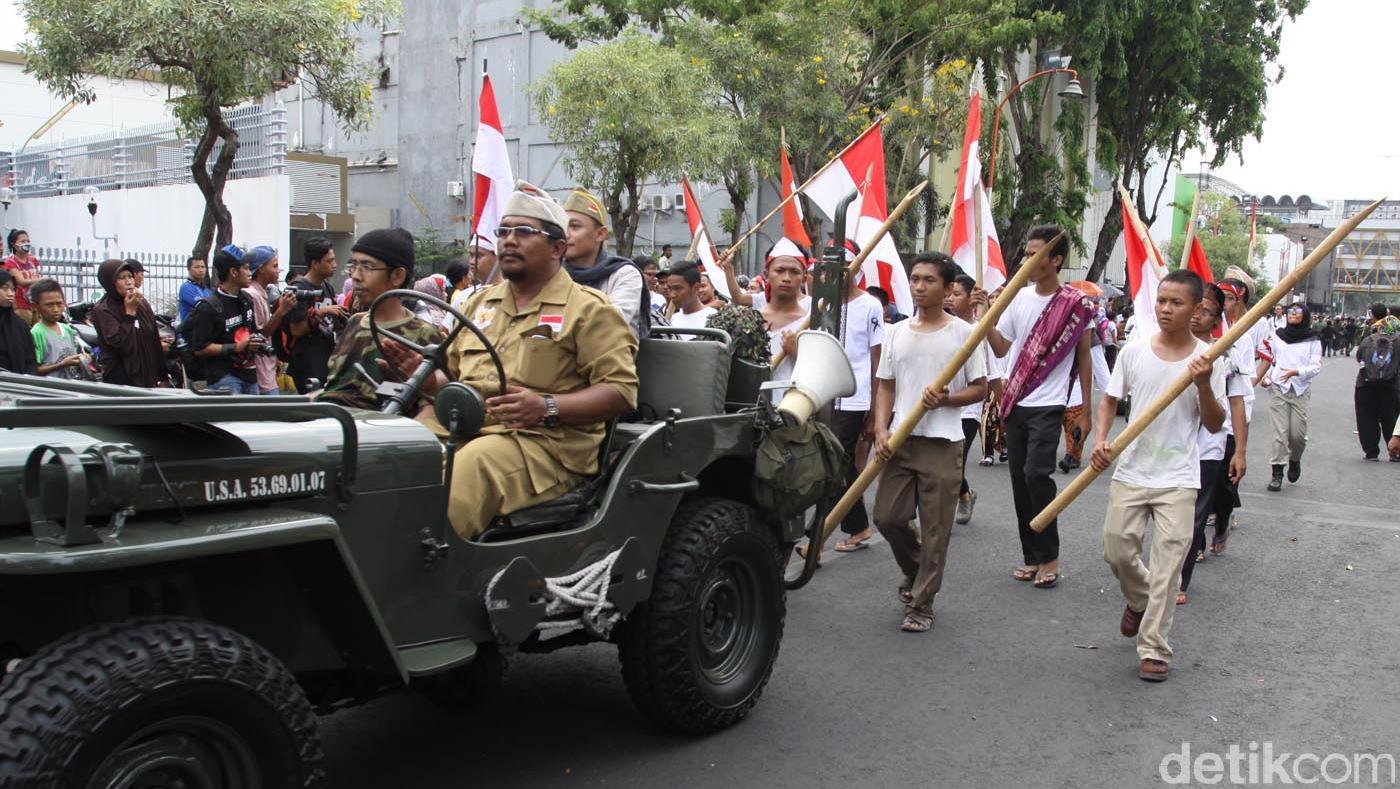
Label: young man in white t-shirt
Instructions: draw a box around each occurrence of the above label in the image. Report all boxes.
[1178,283,1249,605]
[945,273,1002,525]
[977,226,1094,589]
[872,253,987,632]
[1089,269,1226,682]
[661,261,717,335]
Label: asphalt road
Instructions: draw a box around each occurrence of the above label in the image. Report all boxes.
[321,354,1400,788]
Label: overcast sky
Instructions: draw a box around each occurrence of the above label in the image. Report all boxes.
[0,1,1385,201]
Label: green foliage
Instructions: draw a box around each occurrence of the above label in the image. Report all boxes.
[414,227,463,275]
[1166,191,1268,285]
[531,32,731,256]
[20,0,399,258]
[1070,0,1306,280]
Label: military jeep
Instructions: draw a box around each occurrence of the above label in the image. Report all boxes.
[0,269,853,787]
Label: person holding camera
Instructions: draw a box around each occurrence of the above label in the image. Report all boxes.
[188,246,266,394]
[243,245,297,395]
[279,236,348,393]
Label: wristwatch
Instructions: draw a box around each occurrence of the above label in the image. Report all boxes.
[541,394,560,427]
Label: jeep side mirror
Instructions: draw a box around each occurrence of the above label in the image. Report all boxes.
[434,382,485,442]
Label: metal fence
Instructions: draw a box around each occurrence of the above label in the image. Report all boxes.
[36,247,191,317]
[4,104,288,199]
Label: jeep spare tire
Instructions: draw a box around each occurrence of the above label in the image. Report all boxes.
[619,497,786,734]
[0,618,325,788]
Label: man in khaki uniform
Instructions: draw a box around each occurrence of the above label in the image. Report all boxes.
[384,183,638,538]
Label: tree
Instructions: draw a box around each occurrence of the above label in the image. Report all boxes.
[1067,0,1307,282]
[1166,191,1268,285]
[533,0,1030,252]
[20,0,398,260]
[531,32,730,256]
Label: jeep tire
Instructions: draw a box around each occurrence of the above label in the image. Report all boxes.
[0,618,325,788]
[619,497,785,734]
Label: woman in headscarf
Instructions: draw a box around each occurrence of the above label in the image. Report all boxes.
[412,274,448,326]
[1258,303,1322,491]
[0,268,37,373]
[90,258,167,387]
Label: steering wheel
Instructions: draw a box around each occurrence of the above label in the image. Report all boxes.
[367,289,508,408]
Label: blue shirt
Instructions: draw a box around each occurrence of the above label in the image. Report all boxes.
[178,279,212,323]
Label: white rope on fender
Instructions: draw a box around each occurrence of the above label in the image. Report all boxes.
[537,548,623,637]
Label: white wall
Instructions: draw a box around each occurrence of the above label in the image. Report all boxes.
[0,58,179,149]
[6,175,290,260]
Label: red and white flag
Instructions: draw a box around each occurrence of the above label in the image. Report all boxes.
[470,75,513,252]
[779,136,812,248]
[1185,235,1213,285]
[681,178,730,298]
[805,123,913,315]
[1123,198,1162,334]
[948,93,1006,290]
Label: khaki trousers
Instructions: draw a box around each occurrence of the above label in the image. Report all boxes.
[1269,387,1310,466]
[872,437,962,613]
[1102,481,1196,663]
[447,433,581,539]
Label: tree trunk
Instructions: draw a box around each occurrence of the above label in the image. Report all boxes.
[191,105,239,261]
[617,179,640,257]
[1086,186,1123,283]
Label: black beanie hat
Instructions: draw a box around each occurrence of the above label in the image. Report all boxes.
[353,228,415,275]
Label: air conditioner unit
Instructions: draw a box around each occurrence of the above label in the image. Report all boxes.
[652,193,672,211]
[673,191,686,211]
[447,180,465,198]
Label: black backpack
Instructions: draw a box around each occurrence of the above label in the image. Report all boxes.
[1360,333,1399,384]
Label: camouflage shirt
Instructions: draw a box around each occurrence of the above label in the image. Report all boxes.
[319,311,441,410]
[706,304,770,364]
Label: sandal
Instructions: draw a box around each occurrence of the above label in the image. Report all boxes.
[900,610,934,633]
[1033,570,1059,588]
[1195,550,1206,563]
[979,455,994,467]
[835,535,871,552]
[1012,566,1038,582]
[898,585,914,605]
[1210,534,1227,555]
[1176,591,1188,605]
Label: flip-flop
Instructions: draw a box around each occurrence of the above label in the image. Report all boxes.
[1012,566,1037,582]
[1210,535,1226,555]
[1176,591,1188,605]
[834,537,871,552]
[1033,570,1059,588]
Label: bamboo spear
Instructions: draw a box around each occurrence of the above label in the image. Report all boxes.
[1029,198,1384,532]
[817,232,1066,544]
[973,185,986,289]
[718,114,888,269]
[769,179,929,368]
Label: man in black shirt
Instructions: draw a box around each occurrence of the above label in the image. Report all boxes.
[189,247,263,394]
[279,236,348,392]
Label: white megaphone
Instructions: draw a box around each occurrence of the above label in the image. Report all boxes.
[777,330,857,423]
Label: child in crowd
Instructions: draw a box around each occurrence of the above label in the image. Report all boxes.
[28,278,89,379]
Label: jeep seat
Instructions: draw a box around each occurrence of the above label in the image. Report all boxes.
[634,327,732,420]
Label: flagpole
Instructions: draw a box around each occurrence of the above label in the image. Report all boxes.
[818,232,1065,543]
[1029,199,1384,532]
[1117,183,1167,278]
[973,186,986,288]
[769,179,928,368]
[1180,185,1202,270]
[718,114,888,268]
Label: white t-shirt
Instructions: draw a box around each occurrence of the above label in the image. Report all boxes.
[834,292,886,412]
[961,342,1002,420]
[668,305,717,336]
[1107,337,1226,489]
[1197,361,1250,461]
[877,317,987,441]
[767,312,807,403]
[996,288,1079,409]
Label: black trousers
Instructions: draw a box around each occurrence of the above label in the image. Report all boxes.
[1180,459,1224,592]
[1004,404,1063,565]
[830,408,871,536]
[1210,434,1239,536]
[1355,385,1400,458]
[960,416,979,495]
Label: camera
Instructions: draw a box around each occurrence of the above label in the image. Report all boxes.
[249,333,278,357]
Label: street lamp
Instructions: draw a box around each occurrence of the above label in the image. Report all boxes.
[984,68,1086,190]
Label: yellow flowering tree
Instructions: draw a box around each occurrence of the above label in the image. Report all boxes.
[20,0,399,259]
